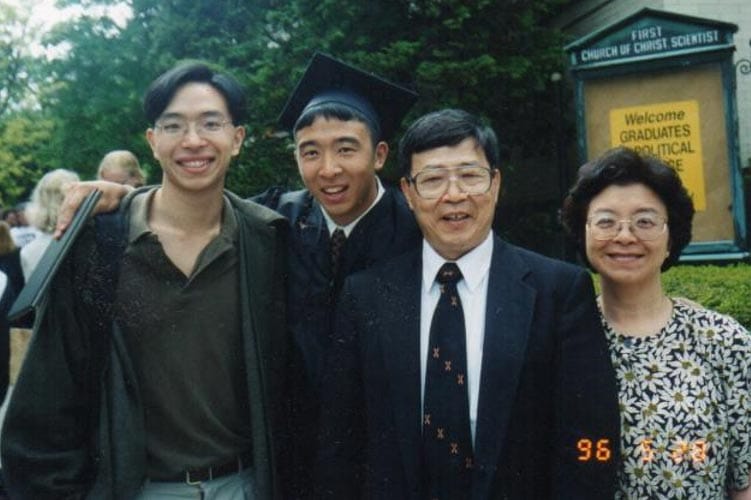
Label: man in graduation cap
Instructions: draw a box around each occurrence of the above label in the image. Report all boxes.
[268,52,420,379]
[260,53,422,496]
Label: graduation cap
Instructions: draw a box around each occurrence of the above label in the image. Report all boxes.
[278,52,418,142]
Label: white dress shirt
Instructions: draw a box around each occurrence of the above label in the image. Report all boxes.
[420,232,494,443]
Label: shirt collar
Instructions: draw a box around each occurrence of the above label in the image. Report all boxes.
[321,176,384,237]
[422,232,494,293]
[128,187,237,243]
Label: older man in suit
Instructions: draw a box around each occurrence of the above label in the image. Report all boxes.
[318,109,620,499]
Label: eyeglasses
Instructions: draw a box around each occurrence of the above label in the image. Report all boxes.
[154,116,233,137]
[406,165,494,199]
[586,213,668,241]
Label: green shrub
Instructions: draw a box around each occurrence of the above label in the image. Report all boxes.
[661,264,751,329]
[591,263,751,330]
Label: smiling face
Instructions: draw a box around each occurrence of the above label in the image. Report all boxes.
[585,183,670,289]
[146,82,244,195]
[400,137,500,260]
[295,116,388,226]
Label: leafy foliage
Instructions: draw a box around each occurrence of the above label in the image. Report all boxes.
[591,264,751,329]
[0,4,39,118]
[1,0,577,254]
[661,264,751,329]
[0,113,54,206]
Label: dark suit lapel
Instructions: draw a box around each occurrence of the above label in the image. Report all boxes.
[345,190,389,270]
[472,237,536,499]
[379,251,423,492]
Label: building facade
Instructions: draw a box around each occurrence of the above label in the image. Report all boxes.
[555,0,751,172]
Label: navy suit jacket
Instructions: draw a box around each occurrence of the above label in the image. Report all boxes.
[318,235,620,499]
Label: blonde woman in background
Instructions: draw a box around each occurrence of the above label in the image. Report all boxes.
[21,169,80,280]
[97,150,146,188]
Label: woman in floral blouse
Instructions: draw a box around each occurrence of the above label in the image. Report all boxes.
[562,146,751,499]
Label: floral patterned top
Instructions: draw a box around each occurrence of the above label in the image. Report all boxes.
[602,299,751,499]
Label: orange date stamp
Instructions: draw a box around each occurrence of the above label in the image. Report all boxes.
[576,438,612,462]
[576,437,708,464]
[639,438,708,464]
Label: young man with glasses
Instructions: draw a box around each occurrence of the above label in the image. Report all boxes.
[2,62,289,500]
[317,108,621,499]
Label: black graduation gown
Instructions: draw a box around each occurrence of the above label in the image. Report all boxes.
[257,185,421,498]
[271,186,421,385]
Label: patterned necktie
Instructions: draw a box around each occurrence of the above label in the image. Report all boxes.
[329,228,347,293]
[422,262,473,500]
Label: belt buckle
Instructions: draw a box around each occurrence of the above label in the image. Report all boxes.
[185,468,211,485]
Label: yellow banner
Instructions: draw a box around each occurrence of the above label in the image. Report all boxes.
[609,100,705,210]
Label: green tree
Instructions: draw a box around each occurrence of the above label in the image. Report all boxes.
[0,112,55,206]
[249,0,573,255]
[40,10,153,180]
[0,4,39,119]
[30,0,576,254]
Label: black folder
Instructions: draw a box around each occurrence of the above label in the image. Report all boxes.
[8,190,102,322]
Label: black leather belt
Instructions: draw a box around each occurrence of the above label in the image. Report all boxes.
[164,452,253,485]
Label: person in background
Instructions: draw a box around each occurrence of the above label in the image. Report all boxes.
[0,222,23,303]
[561,145,751,499]
[97,150,147,188]
[2,61,289,500]
[317,109,620,499]
[0,269,10,401]
[8,203,38,249]
[20,169,80,281]
[0,210,17,228]
[0,266,13,499]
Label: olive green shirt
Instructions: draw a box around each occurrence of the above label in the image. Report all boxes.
[115,188,251,479]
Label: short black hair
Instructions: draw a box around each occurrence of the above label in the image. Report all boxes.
[143,61,247,125]
[294,102,380,147]
[561,146,694,272]
[397,109,500,178]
